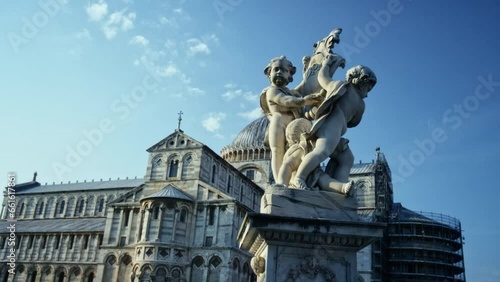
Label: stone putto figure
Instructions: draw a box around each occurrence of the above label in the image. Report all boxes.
[261,28,377,192]
[260,56,323,182]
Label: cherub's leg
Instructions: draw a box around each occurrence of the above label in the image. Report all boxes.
[292,112,346,189]
[277,149,302,186]
[268,122,286,182]
[329,147,354,183]
[317,173,353,197]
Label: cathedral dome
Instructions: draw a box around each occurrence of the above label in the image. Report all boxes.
[221,116,270,162]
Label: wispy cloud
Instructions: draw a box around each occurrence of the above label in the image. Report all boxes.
[221,83,259,102]
[186,38,210,56]
[102,10,136,40]
[86,0,108,22]
[130,35,149,47]
[202,112,226,133]
[156,64,178,77]
[187,87,205,96]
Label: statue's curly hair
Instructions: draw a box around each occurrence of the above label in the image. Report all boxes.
[346,65,377,87]
[264,56,296,83]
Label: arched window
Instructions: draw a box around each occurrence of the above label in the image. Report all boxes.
[208,256,222,281]
[37,201,44,215]
[118,255,132,282]
[232,258,240,282]
[103,255,117,282]
[56,272,64,282]
[170,268,182,282]
[179,208,187,223]
[156,268,167,282]
[169,159,179,178]
[208,206,215,225]
[191,256,205,282]
[153,206,160,220]
[17,202,25,217]
[87,272,95,282]
[140,266,152,282]
[98,198,105,213]
[59,201,65,214]
[76,198,85,215]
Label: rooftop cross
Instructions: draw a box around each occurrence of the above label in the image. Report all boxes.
[177,111,183,131]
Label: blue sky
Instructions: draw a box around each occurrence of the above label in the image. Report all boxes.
[1,0,499,280]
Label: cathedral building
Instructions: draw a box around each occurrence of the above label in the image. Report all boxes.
[0,116,465,282]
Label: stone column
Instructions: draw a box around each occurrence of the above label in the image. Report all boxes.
[117,209,125,240]
[142,208,152,241]
[213,206,220,244]
[41,202,47,219]
[171,208,178,242]
[156,207,164,241]
[62,200,69,217]
[126,209,134,244]
[136,209,145,243]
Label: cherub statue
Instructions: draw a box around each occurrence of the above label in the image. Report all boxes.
[291,54,377,190]
[260,56,323,181]
[277,118,353,195]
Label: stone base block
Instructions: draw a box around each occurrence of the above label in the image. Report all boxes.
[238,213,385,282]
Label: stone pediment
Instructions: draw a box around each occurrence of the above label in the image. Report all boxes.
[142,184,193,201]
[147,130,203,152]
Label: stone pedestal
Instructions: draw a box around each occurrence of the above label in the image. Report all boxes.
[237,186,385,282]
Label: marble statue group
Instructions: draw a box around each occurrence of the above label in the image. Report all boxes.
[260,28,377,195]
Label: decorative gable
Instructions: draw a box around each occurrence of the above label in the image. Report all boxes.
[147,130,203,152]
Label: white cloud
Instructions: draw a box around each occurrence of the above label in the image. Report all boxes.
[238,107,264,120]
[102,10,136,40]
[130,35,149,47]
[221,84,259,102]
[157,64,178,77]
[86,0,108,22]
[173,8,183,14]
[187,87,205,96]
[186,38,210,56]
[202,112,226,133]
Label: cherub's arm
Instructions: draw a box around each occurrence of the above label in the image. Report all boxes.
[268,87,320,107]
[318,54,345,94]
[267,87,305,107]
